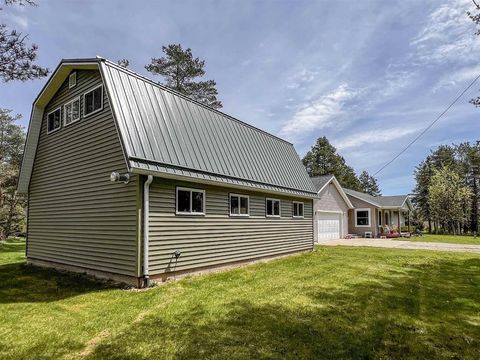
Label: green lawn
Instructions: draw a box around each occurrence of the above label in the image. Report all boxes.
[1,240,480,359]
[397,233,480,245]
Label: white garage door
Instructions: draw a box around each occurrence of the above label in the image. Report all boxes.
[317,212,341,241]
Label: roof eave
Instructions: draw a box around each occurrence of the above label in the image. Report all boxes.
[345,192,381,208]
[130,166,318,199]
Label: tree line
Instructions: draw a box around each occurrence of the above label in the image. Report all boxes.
[412,142,480,234]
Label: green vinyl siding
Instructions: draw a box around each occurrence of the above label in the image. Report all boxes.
[148,178,313,275]
[27,70,138,276]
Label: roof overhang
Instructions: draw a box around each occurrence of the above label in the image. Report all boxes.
[317,176,354,208]
[345,191,381,208]
[131,166,318,199]
[18,59,102,193]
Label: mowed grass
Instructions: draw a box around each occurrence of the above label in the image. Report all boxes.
[1,240,480,359]
[398,233,480,245]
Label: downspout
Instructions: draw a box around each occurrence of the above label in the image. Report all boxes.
[143,175,154,287]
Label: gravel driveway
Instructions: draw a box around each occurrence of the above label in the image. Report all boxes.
[318,238,480,254]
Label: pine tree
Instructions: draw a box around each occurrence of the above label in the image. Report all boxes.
[145,44,222,109]
[0,0,48,81]
[358,170,381,196]
[117,59,129,68]
[302,136,362,191]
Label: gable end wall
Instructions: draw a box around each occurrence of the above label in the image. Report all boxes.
[27,70,139,277]
[314,183,349,240]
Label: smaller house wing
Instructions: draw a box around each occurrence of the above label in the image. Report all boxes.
[344,189,413,210]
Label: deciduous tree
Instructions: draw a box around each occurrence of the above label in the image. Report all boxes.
[428,166,472,234]
[0,109,26,239]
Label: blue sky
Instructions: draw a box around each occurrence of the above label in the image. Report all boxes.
[1,0,480,195]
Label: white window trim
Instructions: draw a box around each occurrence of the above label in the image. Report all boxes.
[229,193,250,217]
[175,187,206,216]
[47,107,62,134]
[63,96,81,127]
[355,208,371,227]
[293,201,304,218]
[266,198,281,218]
[83,85,103,118]
[69,72,77,89]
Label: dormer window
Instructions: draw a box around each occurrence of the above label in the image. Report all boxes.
[69,72,77,88]
[47,108,61,133]
[84,85,103,116]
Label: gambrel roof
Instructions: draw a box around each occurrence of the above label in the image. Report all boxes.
[18,57,317,197]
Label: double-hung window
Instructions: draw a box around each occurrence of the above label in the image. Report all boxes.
[64,97,81,126]
[176,187,205,215]
[355,208,370,226]
[266,198,280,217]
[230,194,249,216]
[84,85,103,116]
[47,108,62,133]
[293,201,304,218]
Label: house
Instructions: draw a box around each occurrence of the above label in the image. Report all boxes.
[310,175,414,240]
[311,175,354,242]
[18,57,318,287]
[344,188,414,238]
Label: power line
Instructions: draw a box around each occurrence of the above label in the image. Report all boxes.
[374,73,480,176]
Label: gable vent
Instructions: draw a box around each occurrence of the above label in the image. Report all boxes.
[69,72,77,88]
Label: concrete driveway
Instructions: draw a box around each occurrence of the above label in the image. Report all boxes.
[317,238,480,254]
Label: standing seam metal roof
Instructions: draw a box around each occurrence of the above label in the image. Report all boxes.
[99,59,316,196]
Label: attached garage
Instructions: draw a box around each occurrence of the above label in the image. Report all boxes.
[311,175,354,243]
[317,211,342,241]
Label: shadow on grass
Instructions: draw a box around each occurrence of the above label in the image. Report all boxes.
[0,262,116,304]
[87,257,480,360]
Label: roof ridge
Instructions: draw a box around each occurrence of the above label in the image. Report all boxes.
[98,57,295,146]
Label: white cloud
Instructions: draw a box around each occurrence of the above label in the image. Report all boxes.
[411,0,479,65]
[433,65,480,91]
[6,14,29,30]
[285,68,320,90]
[335,126,420,150]
[279,84,359,140]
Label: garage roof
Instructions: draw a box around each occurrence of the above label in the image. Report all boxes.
[311,175,354,208]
